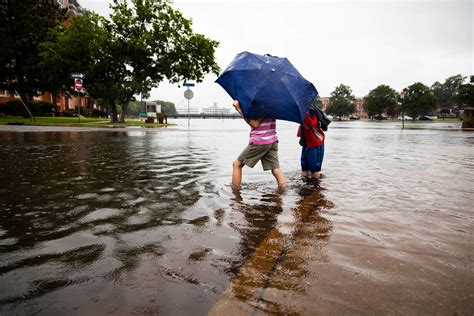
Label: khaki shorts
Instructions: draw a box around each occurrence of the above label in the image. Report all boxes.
[237,142,280,171]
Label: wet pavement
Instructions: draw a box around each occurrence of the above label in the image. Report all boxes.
[0,119,473,315]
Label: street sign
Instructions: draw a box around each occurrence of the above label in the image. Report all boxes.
[74,78,83,92]
[184,89,194,100]
[71,73,85,79]
[183,82,195,87]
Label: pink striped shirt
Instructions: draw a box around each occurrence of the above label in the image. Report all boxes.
[249,118,278,145]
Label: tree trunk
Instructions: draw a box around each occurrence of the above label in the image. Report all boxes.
[119,102,128,123]
[110,103,118,123]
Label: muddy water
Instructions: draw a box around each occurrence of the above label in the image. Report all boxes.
[0,120,472,315]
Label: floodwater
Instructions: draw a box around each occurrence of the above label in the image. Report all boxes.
[0,119,472,315]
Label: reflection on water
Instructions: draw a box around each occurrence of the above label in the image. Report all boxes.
[0,120,473,314]
[217,180,334,314]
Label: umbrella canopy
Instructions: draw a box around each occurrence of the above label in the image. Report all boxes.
[215,51,318,124]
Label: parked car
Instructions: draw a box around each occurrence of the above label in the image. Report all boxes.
[418,116,433,121]
[398,115,413,120]
[373,114,387,120]
[349,116,360,120]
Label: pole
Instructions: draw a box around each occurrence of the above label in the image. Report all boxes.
[187,89,190,127]
[78,90,81,124]
[15,90,35,121]
[402,111,404,129]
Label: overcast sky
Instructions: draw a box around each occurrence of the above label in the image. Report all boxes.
[79,0,472,110]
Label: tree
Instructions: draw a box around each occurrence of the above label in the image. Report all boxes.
[105,0,220,122]
[431,74,465,109]
[156,100,178,116]
[313,96,324,109]
[0,0,66,104]
[326,84,356,119]
[39,0,220,123]
[400,82,437,119]
[39,11,105,106]
[363,84,399,118]
[453,75,474,109]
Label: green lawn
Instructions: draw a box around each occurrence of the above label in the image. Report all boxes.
[0,116,172,127]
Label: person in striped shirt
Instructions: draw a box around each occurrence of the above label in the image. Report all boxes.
[232,100,286,189]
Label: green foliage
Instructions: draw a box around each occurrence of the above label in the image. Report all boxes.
[156,100,177,116]
[126,101,142,117]
[453,75,474,109]
[400,82,437,118]
[61,109,77,117]
[77,106,90,117]
[91,109,108,118]
[363,84,399,118]
[313,97,324,109]
[40,0,220,123]
[0,100,56,116]
[39,11,104,97]
[0,100,26,116]
[0,0,66,102]
[431,74,465,108]
[326,84,356,118]
[29,101,58,116]
[126,99,177,117]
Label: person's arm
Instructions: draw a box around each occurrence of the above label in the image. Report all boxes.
[233,100,262,128]
[304,112,318,128]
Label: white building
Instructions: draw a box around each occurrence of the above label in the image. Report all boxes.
[145,101,161,117]
[201,102,231,115]
[177,107,200,115]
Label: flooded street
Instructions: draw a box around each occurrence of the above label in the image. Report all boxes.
[0,119,473,315]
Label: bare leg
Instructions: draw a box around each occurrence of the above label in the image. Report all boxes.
[311,171,321,179]
[301,171,309,177]
[271,168,286,188]
[232,160,243,189]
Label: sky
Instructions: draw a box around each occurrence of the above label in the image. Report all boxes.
[79,0,473,111]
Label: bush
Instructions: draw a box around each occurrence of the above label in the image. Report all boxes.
[78,106,90,117]
[62,109,77,117]
[91,109,107,118]
[29,101,57,116]
[0,100,26,116]
[0,100,58,116]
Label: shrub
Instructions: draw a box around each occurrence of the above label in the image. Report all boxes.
[77,106,90,117]
[29,101,57,116]
[0,100,58,117]
[62,109,76,117]
[91,109,107,118]
[1,100,26,116]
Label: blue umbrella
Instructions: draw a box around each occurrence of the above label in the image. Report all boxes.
[215,51,318,124]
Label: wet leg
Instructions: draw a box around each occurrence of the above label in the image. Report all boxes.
[232,160,243,189]
[271,168,286,188]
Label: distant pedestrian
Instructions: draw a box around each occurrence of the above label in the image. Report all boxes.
[298,103,325,178]
[232,100,286,190]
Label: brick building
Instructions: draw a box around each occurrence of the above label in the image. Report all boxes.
[319,96,368,119]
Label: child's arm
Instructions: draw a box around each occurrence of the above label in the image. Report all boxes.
[304,112,318,128]
[233,100,262,128]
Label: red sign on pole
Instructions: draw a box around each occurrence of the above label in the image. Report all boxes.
[74,78,83,92]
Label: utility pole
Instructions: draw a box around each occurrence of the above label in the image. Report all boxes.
[72,73,85,124]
